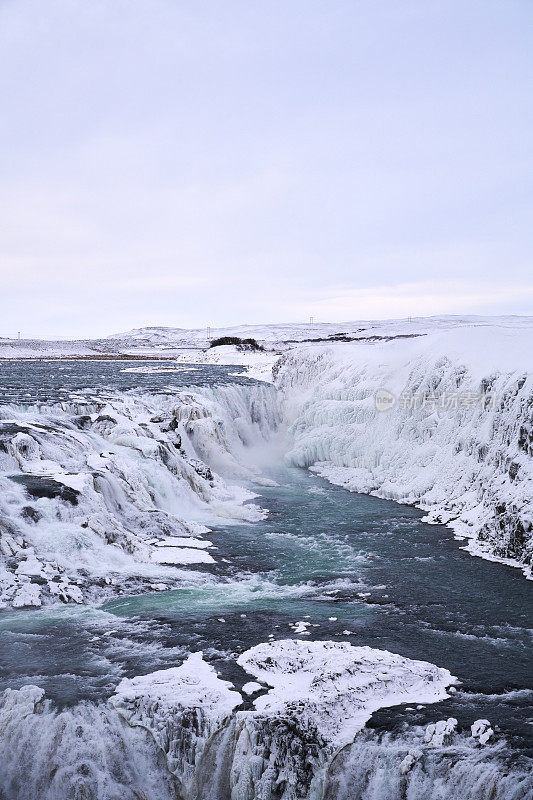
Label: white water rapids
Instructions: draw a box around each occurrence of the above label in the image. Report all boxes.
[0,357,531,800]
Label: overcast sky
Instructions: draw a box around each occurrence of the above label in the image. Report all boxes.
[1,0,532,338]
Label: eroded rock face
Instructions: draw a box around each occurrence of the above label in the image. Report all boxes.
[275,331,533,576]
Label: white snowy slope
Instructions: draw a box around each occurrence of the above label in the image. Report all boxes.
[0,383,280,608]
[102,314,533,346]
[276,324,533,575]
[2,314,531,360]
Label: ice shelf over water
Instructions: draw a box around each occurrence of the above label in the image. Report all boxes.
[237,639,455,748]
[1,640,530,800]
[0,640,466,800]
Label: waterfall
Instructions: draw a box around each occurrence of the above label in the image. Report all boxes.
[1,685,531,800]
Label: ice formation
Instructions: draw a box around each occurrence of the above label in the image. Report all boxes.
[276,325,533,575]
[108,640,456,799]
[111,652,242,796]
[2,316,531,585]
[237,639,455,748]
[0,383,280,607]
[1,640,531,800]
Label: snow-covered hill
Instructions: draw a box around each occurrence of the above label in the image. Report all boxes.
[2,315,532,360]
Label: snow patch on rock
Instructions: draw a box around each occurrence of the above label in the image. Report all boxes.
[237,639,455,749]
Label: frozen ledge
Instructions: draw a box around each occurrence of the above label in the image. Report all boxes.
[107,639,455,797]
[0,641,457,800]
[237,639,455,749]
[111,651,241,722]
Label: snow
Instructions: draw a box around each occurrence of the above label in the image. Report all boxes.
[1,314,531,609]
[289,620,311,634]
[3,315,531,383]
[237,639,455,748]
[276,323,533,576]
[242,681,263,695]
[105,640,456,798]
[173,344,279,382]
[11,582,42,608]
[151,536,212,548]
[2,643,528,800]
[111,652,242,791]
[0,383,278,607]
[112,651,241,720]
[150,546,215,565]
[424,718,458,746]
[471,719,495,744]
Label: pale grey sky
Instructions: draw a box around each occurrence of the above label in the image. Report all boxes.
[1,0,532,338]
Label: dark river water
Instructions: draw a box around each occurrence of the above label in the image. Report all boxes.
[0,361,531,763]
[0,358,258,404]
[1,469,531,751]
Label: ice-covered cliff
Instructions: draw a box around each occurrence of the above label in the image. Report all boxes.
[276,326,533,576]
[1,640,530,800]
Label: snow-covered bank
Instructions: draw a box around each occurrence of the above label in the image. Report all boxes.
[0,383,280,608]
[276,325,533,576]
[3,317,531,379]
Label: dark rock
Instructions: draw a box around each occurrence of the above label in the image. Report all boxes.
[8,475,80,505]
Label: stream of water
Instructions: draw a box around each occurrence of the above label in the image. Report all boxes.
[0,361,531,799]
[1,465,531,751]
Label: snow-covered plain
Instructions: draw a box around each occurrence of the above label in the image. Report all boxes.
[2,313,531,361]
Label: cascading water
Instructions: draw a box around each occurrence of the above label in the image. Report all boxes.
[323,731,533,800]
[0,686,178,800]
[0,359,531,800]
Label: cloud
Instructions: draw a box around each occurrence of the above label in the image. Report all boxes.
[1,1,532,335]
[287,282,533,321]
